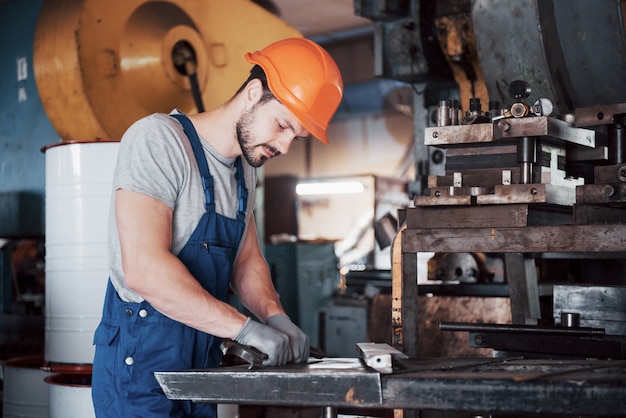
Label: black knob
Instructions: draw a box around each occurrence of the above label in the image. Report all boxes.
[508,80,531,101]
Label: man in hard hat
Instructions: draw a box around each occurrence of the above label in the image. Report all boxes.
[91,37,343,417]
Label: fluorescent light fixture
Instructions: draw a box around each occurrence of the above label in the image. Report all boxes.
[296,181,364,196]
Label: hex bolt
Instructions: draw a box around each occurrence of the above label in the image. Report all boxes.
[473,334,484,345]
[530,188,538,195]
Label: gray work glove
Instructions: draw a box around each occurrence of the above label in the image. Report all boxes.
[266,314,310,363]
[233,317,292,366]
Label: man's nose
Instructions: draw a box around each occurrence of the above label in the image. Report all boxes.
[273,134,293,155]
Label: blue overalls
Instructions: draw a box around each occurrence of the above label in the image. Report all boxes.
[92,113,248,417]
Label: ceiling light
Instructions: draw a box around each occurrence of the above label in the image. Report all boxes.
[295,181,365,196]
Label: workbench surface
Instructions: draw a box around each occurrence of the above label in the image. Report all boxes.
[156,357,626,415]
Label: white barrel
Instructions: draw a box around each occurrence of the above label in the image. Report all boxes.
[2,355,51,418]
[218,404,239,418]
[45,373,95,418]
[44,141,119,364]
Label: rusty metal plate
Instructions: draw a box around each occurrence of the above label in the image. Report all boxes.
[155,358,382,407]
[406,204,531,229]
[414,189,473,206]
[594,164,626,184]
[575,103,626,127]
[576,183,626,204]
[402,223,626,254]
[476,184,576,206]
[425,117,595,148]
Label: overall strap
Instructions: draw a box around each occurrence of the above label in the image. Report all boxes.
[171,113,215,213]
[234,157,248,222]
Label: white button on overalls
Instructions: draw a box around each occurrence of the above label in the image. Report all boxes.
[125,356,134,366]
[139,309,148,318]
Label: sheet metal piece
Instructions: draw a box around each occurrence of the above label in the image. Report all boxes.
[155,358,382,407]
[356,342,408,374]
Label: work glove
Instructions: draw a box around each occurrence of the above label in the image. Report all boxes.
[266,314,310,363]
[233,317,292,366]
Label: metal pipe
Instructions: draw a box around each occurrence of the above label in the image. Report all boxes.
[517,136,536,184]
[322,406,337,418]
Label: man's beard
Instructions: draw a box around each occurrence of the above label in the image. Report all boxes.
[236,106,278,168]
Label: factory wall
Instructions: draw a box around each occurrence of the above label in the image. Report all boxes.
[0,0,55,237]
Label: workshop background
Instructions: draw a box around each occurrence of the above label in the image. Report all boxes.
[1,0,626,417]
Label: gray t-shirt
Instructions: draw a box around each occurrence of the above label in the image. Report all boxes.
[108,110,257,303]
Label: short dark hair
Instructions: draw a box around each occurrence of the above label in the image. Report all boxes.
[236,65,276,104]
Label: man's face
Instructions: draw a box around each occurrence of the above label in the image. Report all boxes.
[237,98,311,167]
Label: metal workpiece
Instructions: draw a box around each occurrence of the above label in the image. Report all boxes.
[356,342,408,374]
[155,358,383,407]
[425,116,595,148]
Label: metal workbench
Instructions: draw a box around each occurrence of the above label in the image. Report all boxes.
[155,356,626,415]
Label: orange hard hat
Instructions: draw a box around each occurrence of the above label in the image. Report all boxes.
[245,38,344,144]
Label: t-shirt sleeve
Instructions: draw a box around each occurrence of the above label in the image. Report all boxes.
[113,114,188,210]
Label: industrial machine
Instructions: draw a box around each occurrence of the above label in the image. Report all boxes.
[155,1,626,417]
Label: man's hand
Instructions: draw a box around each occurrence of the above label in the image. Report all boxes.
[233,318,292,366]
[266,314,310,363]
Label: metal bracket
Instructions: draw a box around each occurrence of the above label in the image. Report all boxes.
[356,342,408,374]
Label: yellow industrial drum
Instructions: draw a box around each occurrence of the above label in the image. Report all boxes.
[43,141,119,365]
[33,0,301,142]
[45,373,95,418]
[2,355,51,418]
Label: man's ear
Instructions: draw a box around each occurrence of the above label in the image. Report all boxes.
[244,78,263,106]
